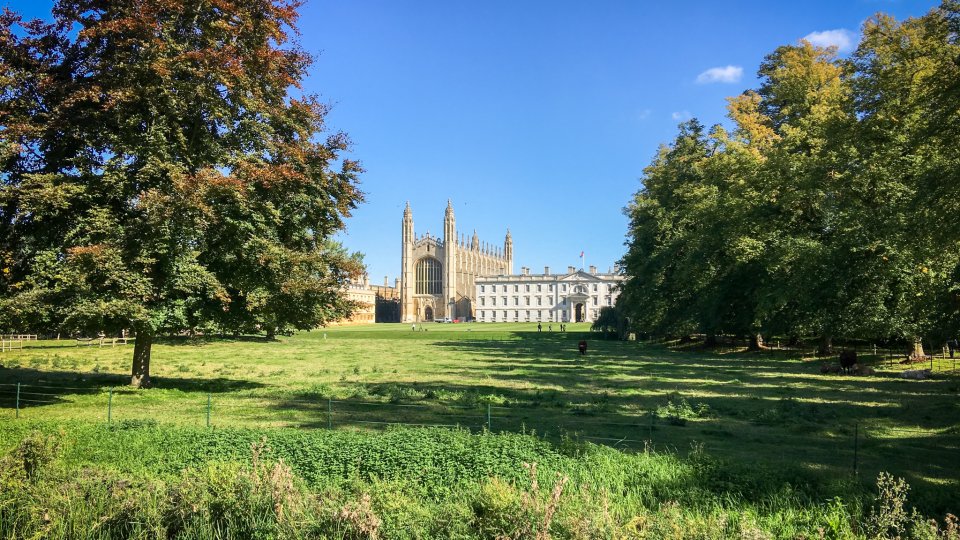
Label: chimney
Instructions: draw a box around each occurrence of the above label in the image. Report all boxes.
[544,266,550,275]
[383,276,388,287]
[521,267,529,276]
[394,278,400,289]
[589,265,597,274]
[567,266,576,274]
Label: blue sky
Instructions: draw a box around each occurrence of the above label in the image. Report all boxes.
[8,0,939,284]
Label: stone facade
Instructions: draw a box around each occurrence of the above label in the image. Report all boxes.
[338,275,399,325]
[474,266,624,323]
[401,200,511,322]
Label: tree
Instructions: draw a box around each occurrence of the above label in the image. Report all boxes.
[850,4,960,357]
[591,306,627,338]
[619,2,960,354]
[0,0,364,387]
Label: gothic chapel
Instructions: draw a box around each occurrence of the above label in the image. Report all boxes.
[400,200,512,322]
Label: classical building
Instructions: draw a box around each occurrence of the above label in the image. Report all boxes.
[401,200,511,322]
[474,266,624,323]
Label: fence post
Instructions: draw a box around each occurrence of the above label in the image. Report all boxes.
[107,387,113,423]
[327,397,332,429]
[649,410,654,441]
[15,382,20,419]
[206,393,211,428]
[487,403,491,431]
[853,423,859,477]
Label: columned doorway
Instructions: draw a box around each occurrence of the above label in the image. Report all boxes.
[575,303,585,322]
[424,306,434,321]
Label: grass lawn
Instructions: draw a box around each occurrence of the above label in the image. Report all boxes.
[1,322,958,512]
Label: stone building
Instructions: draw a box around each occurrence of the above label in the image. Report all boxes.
[401,200,511,322]
[339,274,399,324]
[474,266,624,323]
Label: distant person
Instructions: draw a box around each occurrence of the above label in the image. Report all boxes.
[950,338,958,358]
[548,325,552,332]
[578,340,588,356]
[537,323,542,333]
[411,324,416,331]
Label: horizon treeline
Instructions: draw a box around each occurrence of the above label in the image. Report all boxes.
[619,2,960,354]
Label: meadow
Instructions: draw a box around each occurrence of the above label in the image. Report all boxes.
[1,323,959,538]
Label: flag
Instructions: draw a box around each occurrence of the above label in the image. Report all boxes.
[579,251,584,258]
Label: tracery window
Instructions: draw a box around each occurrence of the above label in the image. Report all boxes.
[415,258,443,295]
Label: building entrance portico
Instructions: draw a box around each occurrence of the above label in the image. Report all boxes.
[424,306,434,321]
[565,288,590,323]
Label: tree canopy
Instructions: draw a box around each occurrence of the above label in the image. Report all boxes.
[619,1,960,353]
[0,0,364,386]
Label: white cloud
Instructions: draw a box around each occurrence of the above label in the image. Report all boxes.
[802,29,857,53]
[671,111,691,121]
[695,65,743,84]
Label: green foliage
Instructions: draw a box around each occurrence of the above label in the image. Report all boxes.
[656,394,713,425]
[1,430,61,479]
[0,0,364,384]
[1,424,957,539]
[619,2,960,347]
[591,305,626,337]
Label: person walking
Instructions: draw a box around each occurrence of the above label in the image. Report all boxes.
[578,340,588,356]
[537,323,542,333]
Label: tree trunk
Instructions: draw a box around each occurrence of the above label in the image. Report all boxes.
[748,333,764,351]
[131,330,153,388]
[817,335,833,356]
[910,337,925,360]
[266,327,276,341]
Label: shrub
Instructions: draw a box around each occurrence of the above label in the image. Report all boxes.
[4,430,61,479]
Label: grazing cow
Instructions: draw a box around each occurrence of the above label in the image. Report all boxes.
[839,350,858,372]
[578,340,587,356]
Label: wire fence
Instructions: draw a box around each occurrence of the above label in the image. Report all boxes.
[699,340,960,374]
[1,381,957,486]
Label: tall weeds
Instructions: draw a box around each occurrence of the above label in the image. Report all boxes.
[1,426,957,539]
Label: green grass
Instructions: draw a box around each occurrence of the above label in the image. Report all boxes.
[1,323,958,515]
[0,422,933,539]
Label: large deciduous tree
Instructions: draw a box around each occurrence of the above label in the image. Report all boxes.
[620,1,960,353]
[0,0,364,387]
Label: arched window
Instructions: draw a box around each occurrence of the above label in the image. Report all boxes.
[416,258,443,295]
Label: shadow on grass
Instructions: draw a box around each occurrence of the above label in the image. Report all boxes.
[0,366,265,409]
[11,334,281,351]
[256,333,960,510]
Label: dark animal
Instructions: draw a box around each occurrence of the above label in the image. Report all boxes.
[839,350,858,371]
[578,340,587,356]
